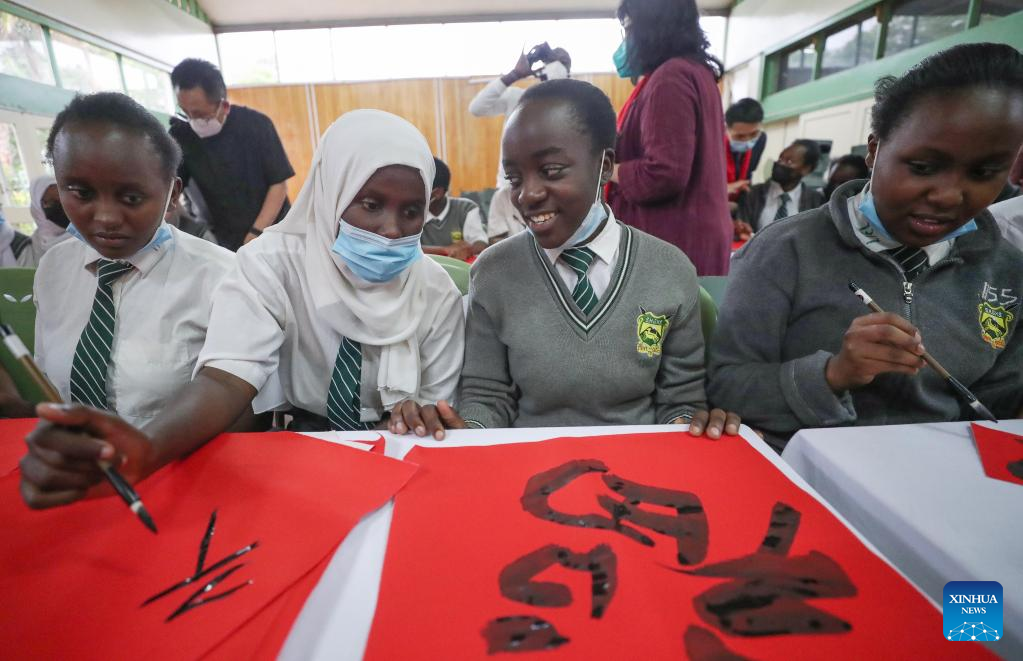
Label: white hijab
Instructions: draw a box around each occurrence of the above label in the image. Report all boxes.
[0,207,14,267]
[18,175,69,267]
[267,109,437,407]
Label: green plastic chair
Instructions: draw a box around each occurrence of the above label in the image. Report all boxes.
[461,188,497,220]
[698,286,717,351]
[0,268,46,403]
[698,275,728,310]
[429,254,471,296]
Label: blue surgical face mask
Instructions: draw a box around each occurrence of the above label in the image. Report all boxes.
[549,153,610,250]
[613,40,636,79]
[859,184,978,244]
[331,219,422,283]
[729,138,758,153]
[67,182,175,254]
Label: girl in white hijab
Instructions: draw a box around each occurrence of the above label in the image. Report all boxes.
[17,174,71,267]
[20,109,465,495]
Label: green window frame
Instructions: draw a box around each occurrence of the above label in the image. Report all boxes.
[0,0,178,119]
[762,0,1014,97]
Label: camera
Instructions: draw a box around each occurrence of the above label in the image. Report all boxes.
[526,42,554,66]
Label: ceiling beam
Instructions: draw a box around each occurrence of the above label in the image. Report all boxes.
[212,7,729,32]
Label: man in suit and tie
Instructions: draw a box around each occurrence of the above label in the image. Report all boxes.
[735,139,825,234]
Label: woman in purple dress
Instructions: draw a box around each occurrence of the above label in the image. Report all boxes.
[608,0,732,276]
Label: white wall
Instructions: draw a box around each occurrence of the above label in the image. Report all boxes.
[16,0,217,68]
[724,0,864,69]
[755,97,872,181]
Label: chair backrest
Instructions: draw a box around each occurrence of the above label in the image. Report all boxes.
[428,254,471,296]
[698,286,718,353]
[0,268,45,402]
[698,275,728,310]
[460,188,497,219]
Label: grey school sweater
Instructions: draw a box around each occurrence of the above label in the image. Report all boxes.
[708,179,1023,451]
[459,223,706,428]
[421,197,480,247]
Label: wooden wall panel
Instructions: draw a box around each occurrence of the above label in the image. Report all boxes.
[230,74,639,201]
[440,78,514,195]
[227,84,313,202]
[313,79,441,155]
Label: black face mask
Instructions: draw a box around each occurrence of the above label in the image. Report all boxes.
[42,204,70,229]
[771,163,801,187]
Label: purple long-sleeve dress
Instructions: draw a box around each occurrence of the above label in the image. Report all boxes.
[608,57,732,276]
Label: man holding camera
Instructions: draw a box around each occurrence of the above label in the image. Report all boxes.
[468,44,572,242]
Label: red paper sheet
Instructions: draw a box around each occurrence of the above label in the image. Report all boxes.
[0,417,37,476]
[0,428,417,660]
[971,423,1023,486]
[365,433,992,660]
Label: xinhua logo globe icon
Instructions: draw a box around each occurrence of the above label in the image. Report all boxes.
[947,622,1000,641]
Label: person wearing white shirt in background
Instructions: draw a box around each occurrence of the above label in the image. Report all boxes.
[17,175,72,267]
[988,194,1023,250]
[469,43,572,242]
[28,92,236,439]
[421,157,488,260]
[19,108,465,510]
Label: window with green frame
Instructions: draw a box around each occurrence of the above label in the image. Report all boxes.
[0,10,55,85]
[767,0,1021,95]
[0,5,176,116]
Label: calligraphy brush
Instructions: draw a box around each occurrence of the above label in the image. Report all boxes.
[0,324,158,533]
[846,282,997,422]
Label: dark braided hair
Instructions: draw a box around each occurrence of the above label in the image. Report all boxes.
[616,0,723,80]
[47,92,182,179]
[871,42,1023,140]
[517,79,617,156]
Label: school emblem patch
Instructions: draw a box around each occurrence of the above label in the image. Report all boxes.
[636,312,670,357]
[978,302,1014,349]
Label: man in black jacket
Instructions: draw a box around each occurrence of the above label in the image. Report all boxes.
[736,139,824,233]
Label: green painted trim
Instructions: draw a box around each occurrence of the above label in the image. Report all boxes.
[0,73,75,116]
[165,0,209,25]
[874,2,891,59]
[0,0,172,71]
[41,25,61,89]
[116,53,129,95]
[0,74,171,123]
[761,11,1023,124]
[966,0,982,28]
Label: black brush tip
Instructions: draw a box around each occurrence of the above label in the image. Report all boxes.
[137,505,158,534]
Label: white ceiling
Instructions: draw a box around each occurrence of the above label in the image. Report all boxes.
[202,0,732,30]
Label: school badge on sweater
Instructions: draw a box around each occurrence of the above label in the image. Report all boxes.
[636,311,669,357]
[978,282,1018,350]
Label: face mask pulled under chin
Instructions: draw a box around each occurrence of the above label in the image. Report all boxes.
[532,153,610,250]
[67,183,176,253]
[331,219,423,283]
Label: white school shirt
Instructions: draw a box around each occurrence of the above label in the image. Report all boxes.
[195,232,465,422]
[758,181,804,229]
[34,225,235,428]
[486,185,528,240]
[542,211,621,299]
[426,198,488,246]
[467,78,524,187]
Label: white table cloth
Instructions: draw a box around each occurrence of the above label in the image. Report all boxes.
[784,420,1023,659]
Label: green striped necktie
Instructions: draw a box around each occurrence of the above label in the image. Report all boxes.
[327,336,371,431]
[69,259,134,409]
[561,246,599,315]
